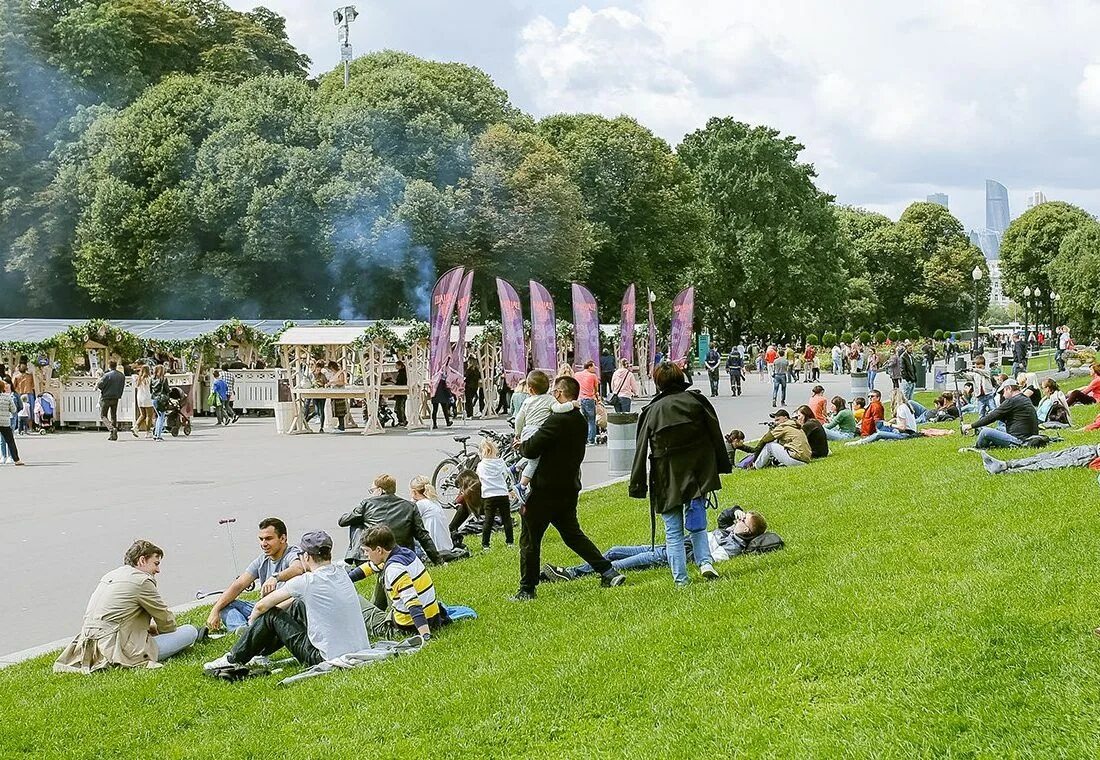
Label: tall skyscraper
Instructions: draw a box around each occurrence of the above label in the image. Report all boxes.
[926,193,948,208]
[985,180,1010,233]
[978,230,1001,261]
[968,230,982,248]
[1027,190,1047,209]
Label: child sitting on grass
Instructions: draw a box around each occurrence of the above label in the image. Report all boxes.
[512,369,579,502]
[475,439,516,551]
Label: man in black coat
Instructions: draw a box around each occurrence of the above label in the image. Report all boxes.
[515,374,625,599]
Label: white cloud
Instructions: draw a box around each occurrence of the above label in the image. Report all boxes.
[1078,62,1100,133]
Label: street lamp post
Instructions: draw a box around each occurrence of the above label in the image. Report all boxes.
[972,266,983,357]
[1033,287,1043,345]
[333,6,359,89]
[1022,286,1031,340]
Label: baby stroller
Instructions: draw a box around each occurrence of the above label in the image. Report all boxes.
[363,399,398,428]
[167,387,192,437]
[35,392,56,433]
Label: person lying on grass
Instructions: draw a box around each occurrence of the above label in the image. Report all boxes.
[846,390,919,445]
[970,443,1100,475]
[56,540,205,673]
[204,530,369,673]
[348,524,446,642]
[541,506,772,582]
[958,378,1039,451]
[205,517,302,633]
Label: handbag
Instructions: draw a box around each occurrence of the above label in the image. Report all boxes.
[607,371,629,407]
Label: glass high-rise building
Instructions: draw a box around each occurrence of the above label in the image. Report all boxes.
[985,180,1010,233]
[926,193,948,208]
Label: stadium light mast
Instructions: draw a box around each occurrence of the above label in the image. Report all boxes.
[333,6,358,89]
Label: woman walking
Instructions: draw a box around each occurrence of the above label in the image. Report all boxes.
[134,365,155,438]
[609,359,640,413]
[629,362,731,586]
[431,376,453,429]
[151,365,170,442]
[0,380,25,465]
[327,361,348,431]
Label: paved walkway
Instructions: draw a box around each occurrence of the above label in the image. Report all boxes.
[3,368,861,657]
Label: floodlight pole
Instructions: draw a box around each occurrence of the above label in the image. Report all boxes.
[334,6,358,89]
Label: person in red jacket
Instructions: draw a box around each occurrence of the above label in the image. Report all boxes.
[860,389,885,436]
[1066,363,1100,407]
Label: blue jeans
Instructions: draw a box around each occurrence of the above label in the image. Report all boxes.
[976,393,996,418]
[663,508,712,585]
[771,376,787,404]
[153,624,199,660]
[975,427,1022,449]
[909,400,930,423]
[859,421,915,444]
[824,427,854,441]
[580,399,596,443]
[612,397,632,413]
[867,370,877,390]
[220,600,255,631]
[902,380,916,400]
[154,410,167,439]
[571,544,669,576]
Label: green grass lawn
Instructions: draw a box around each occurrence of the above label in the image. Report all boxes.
[3,400,1099,757]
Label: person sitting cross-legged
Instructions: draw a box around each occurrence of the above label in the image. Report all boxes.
[543,506,772,581]
[203,530,369,672]
[205,518,302,633]
[960,378,1039,450]
[349,525,446,642]
[846,390,920,445]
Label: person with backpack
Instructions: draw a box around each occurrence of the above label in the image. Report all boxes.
[540,505,780,582]
[726,349,744,396]
[630,361,731,586]
[960,378,1039,450]
[0,380,24,465]
[704,346,721,397]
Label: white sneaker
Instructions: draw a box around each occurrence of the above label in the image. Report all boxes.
[0,456,7,464]
[203,654,235,672]
[700,563,720,580]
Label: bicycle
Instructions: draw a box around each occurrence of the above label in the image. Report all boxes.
[432,429,522,509]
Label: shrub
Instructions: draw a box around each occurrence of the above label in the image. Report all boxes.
[840,331,854,344]
[806,333,820,346]
[908,329,921,341]
[933,329,944,341]
[888,329,901,341]
[823,331,838,346]
[874,330,887,344]
[858,331,872,344]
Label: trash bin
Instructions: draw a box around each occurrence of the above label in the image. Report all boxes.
[932,363,948,391]
[274,401,297,434]
[850,371,868,397]
[915,362,927,389]
[954,356,967,372]
[607,412,638,477]
[278,378,292,402]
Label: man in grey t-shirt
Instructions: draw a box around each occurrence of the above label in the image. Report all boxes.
[771,355,789,407]
[205,518,301,632]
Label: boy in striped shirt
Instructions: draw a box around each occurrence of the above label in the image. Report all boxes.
[351,525,446,641]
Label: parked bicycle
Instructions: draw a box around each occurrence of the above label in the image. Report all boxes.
[432,429,522,509]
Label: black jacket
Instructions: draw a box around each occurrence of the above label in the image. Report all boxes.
[338,493,440,564]
[1012,341,1028,363]
[973,393,1039,440]
[801,419,829,459]
[901,352,918,382]
[630,381,731,514]
[97,370,125,401]
[518,408,588,497]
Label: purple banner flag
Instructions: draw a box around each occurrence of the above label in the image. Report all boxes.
[572,283,599,370]
[619,284,635,365]
[669,286,695,368]
[529,280,557,373]
[445,270,475,393]
[647,295,657,374]
[429,266,465,385]
[496,278,527,388]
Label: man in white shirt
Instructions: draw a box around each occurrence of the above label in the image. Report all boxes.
[204,531,369,670]
[205,518,302,632]
[1057,326,1072,372]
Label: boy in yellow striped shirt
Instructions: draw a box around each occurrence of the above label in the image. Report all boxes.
[351,525,446,641]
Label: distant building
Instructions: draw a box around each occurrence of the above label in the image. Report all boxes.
[926,193,949,208]
[968,230,982,248]
[978,230,1001,261]
[988,259,1010,307]
[1027,190,1047,209]
[985,180,1010,233]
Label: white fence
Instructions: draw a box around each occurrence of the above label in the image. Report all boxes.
[58,374,193,426]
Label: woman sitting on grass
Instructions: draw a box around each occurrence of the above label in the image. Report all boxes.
[1066,363,1100,407]
[1037,378,1072,428]
[823,396,858,441]
[847,390,919,445]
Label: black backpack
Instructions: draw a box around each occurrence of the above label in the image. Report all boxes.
[745,531,784,553]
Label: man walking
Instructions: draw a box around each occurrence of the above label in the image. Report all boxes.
[97,360,125,441]
[704,345,721,397]
[770,352,789,407]
[576,360,600,445]
[1011,333,1028,377]
[726,349,744,396]
[599,348,616,398]
[514,375,625,599]
[211,369,238,425]
[12,362,35,432]
[900,342,918,400]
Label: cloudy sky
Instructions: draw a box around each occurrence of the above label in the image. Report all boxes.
[228,0,1100,233]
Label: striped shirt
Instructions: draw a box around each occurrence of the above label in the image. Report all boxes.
[362,547,440,630]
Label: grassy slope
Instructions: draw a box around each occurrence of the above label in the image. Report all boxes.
[3,393,1099,758]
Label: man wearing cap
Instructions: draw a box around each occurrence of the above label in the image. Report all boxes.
[204,530,369,671]
[961,378,1039,450]
[752,409,811,468]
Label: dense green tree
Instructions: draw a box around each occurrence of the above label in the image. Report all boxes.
[897,202,967,261]
[678,118,850,340]
[538,114,705,319]
[999,201,1093,300]
[1047,220,1100,339]
[833,205,892,279]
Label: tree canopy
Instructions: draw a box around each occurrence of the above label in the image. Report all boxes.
[998,201,1094,300]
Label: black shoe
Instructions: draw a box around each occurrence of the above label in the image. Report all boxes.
[195,625,209,644]
[512,589,536,601]
[542,564,573,583]
[601,571,626,587]
[108,431,118,441]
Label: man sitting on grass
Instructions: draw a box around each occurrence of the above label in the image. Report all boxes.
[205,517,301,632]
[348,525,444,642]
[752,409,811,468]
[959,378,1039,450]
[542,506,773,581]
[204,531,368,672]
